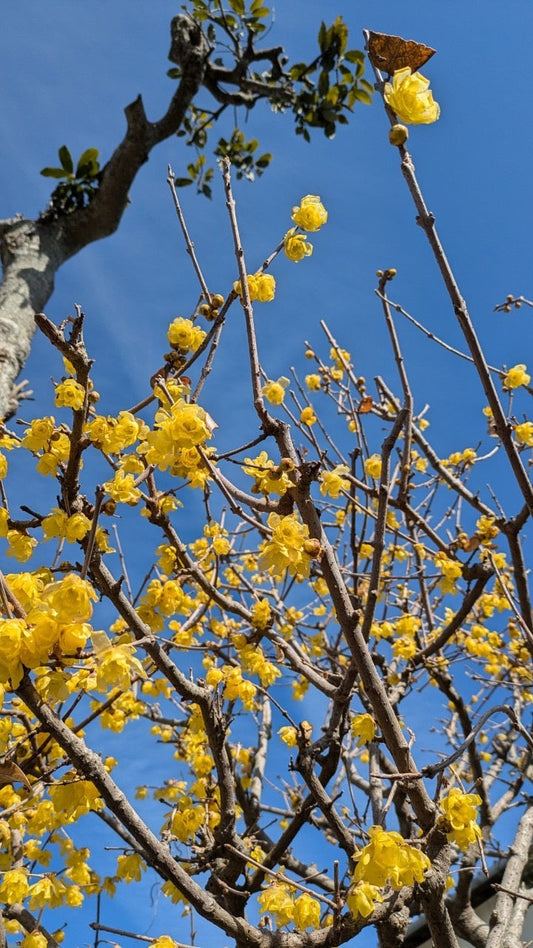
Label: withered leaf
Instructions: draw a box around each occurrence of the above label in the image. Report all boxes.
[358,396,374,414]
[0,760,32,791]
[367,31,436,75]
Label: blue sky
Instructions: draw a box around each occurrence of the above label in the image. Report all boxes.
[1,2,532,946]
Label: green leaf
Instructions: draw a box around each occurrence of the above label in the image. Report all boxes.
[58,145,73,174]
[354,88,372,105]
[318,70,330,98]
[228,0,245,14]
[175,178,193,187]
[167,67,181,79]
[76,148,100,177]
[345,49,365,64]
[40,167,68,179]
[318,21,328,53]
[332,17,348,56]
[250,0,269,15]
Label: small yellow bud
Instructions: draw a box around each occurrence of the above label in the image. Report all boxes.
[303,538,322,558]
[211,294,224,308]
[199,304,211,316]
[376,270,383,278]
[305,348,315,359]
[389,123,409,146]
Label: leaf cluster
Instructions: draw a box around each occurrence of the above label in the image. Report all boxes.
[40,145,101,220]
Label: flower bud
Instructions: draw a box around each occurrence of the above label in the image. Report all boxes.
[211,294,224,308]
[303,538,322,558]
[389,124,409,146]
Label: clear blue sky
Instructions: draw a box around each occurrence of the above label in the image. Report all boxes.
[1,2,532,945]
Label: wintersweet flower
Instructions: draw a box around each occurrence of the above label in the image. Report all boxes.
[54,378,86,411]
[258,512,311,578]
[291,195,328,232]
[262,377,290,406]
[320,464,350,499]
[514,421,533,446]
[42,508,91,543]
[351,713,376,747]
[293,892,320,930]
[346,880,384,919]
[233,273,276,302]
[257,883,295,926]
[384,68,440,125]
[300,406,317,426]
[503,363,531,389]
[364,454,382,479]
[305,374,321,391]
[439,788,482,850]
[21,416,56,451]
[167,317,206,353]
[284,227,313,262]
[353,826,431,890]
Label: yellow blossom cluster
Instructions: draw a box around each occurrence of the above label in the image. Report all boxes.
[205,664,257,709]
[258,883,320,930]
[167,316,207,353]
[439,788,482,850]
[233,272,276,302]
[258,512,315,579]
[0,572,96,686]
[142,387,213,472]
[85,410,148,454]
[352,825,431,891]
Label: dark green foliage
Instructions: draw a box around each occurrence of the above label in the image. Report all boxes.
[40,146,101,219]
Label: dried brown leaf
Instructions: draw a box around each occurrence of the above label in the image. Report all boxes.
[367,31,436,75]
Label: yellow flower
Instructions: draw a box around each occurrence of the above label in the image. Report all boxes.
[351,713,376,747]
[262,377,290,406]
[346,880,384,919]
[278,726,298,748]
[104,470,142,505]
[233,273,276,302]
[503,363,531,389]
[22,416,56,451]
[300,406,317,426]
[291,195,328,232]
[116,852,146,882]
[42,573,97,623]
[293,892,320,930]
[364,454,382,479]
[439,788,482,851]
[42,508,91,543]
[353,826,430,890]
[167,317,206,353]
[257,883,295,926]
[0,867,30,903]
[21,931,48,948]
[514,421,533,446]
[384,67,440,125]
[6,530,37,562]
[284,228,313,262]
[258,512,311,578]
[320,464,350,499]
[54,378,86,411]
[305,374,321,391]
